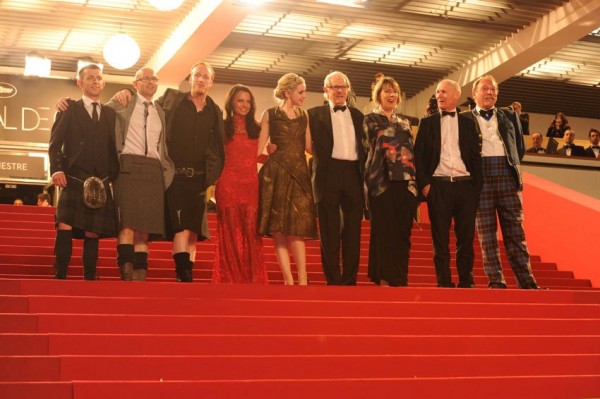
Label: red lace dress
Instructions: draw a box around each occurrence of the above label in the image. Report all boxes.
[211,116,268,284]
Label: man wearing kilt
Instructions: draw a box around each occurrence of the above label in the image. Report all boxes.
[462,75,539,289]
[114,62,225,282]
[49,64,119,280]
[107,68,174,281]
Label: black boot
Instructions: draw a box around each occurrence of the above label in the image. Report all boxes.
[117,244,134,281]
[82,237,99,280]
[132,251,148,281]
[173,252,192,282]
[54,230,72,279]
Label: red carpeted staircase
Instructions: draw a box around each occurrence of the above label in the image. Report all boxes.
[0,204,598,398]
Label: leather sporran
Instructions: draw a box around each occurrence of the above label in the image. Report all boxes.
[82,176,107,209]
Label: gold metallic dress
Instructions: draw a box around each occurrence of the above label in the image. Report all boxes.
[258,106,317,239]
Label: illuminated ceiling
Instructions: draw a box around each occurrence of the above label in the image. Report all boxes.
[0,0,599,118]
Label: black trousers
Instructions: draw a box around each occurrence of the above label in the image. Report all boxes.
[426,179,479,287]
[317,159,364,285]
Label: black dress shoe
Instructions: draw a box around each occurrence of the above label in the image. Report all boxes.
[437,282,456,288]
[521,284,544,290]
[457,282,475,288]
[488,282,507,289]
[176,270,193,283]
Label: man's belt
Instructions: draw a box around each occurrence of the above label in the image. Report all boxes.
[431,175,472,182]
[175,167,204,178]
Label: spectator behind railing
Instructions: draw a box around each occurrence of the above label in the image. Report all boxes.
[556,129,585,157]
[511,101,530,136]
[525,132,546,154]
[546,112,570,138]
[584,128,600,159]
[37,193,51,207]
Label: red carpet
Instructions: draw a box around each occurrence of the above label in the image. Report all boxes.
[0,204,598,398]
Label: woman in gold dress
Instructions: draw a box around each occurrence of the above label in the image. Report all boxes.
[257,73,318,285]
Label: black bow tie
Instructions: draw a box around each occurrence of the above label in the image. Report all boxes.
[479,109,494,120]
[333,105,347,112]
[564,145,571,148]
[592,146,600,149]
[441,110,456,117]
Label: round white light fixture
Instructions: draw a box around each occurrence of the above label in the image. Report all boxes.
[148,0,184,11]
[103,33,140,70]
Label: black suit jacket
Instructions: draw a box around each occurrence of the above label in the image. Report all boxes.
[307,105,367,203]
[414,112,483,198]
[49,99,119,180]
[584,146,599,158]
[557,144,586,157]
[462,108,525,190]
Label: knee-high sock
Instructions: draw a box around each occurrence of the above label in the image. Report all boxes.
[173,252,190,272]
[82,237,99,279]
[54,230,72,278]
[133,251,148,270]
[117,244,134,266]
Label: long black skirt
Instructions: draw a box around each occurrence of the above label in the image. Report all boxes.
[367,181,418,286]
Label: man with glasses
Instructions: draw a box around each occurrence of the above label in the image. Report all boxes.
[113,62,225,282]
[308,71,367,285]
[107,68,174,281]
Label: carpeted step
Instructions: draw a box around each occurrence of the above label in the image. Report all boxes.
[2,295,599,319]
[2,353,600,382]
[2,375,599,399]
[2,333,599,356]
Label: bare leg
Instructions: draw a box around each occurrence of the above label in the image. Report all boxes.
[287,235,307,285]
[188,233,198,264]
[118,227,134,245]
[273,232,294,285]
[133,231,149,253]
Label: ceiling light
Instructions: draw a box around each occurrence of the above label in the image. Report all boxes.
[24,52,51,77]
[316,0,367,8]
[103,33,140,70]
[148,0,184,11]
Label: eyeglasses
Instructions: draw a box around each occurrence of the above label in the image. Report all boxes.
[136,76,159,83]
[327,85,349,91]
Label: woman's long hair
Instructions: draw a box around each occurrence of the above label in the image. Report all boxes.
[224,84,260,140]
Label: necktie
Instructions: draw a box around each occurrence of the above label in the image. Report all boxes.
[333,105,347,112]
[143,101,150,156]
[564,145,571,149]
[479,109,493,120]
[441,110,456,117]
[592,146,599,149]
[92,102,99,124]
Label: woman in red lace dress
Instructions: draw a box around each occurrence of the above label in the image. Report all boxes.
[211,84,268,283]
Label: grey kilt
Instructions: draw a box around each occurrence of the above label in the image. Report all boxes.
[55,175,117,238]
[114,154,165,240]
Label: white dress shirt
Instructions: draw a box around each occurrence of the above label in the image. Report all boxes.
[433,110,469,177]
[476,107,505,157]
[121,96,161,160]
[330,104,358,161]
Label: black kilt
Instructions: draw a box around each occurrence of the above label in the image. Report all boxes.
[114,154,165,240]
[55,175,117,238]
[165,173,206,240]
